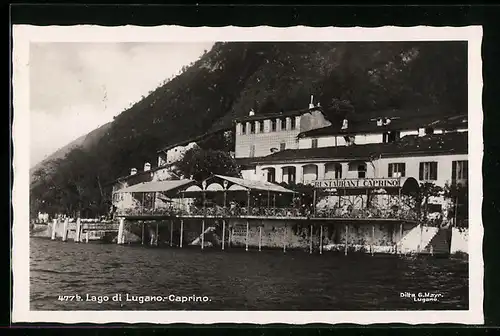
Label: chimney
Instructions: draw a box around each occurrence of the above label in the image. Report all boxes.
[418,127,426,137]
[130,168,137,175]
[376,118,383,126]
[309,95,315,109]
[384,117,391,125]
[144,162,151,172]
[341,119,348,130]
[249,108,255,116]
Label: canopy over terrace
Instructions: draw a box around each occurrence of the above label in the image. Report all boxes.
[310,177,420,220]
[115,179,195,216]
[180,175,299,217]
[116,179,195,194]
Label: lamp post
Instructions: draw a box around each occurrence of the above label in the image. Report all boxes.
[202,180,207,216]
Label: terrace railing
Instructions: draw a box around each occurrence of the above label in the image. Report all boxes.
[117,205,418,220]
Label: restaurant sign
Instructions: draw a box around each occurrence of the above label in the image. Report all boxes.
[310,178,401,189]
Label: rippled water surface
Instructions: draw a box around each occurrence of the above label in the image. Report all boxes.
[30,238,468,310]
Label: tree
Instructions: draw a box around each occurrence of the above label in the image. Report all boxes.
[414,182,444,222]
[443,182,469,227]
[174,148,240,182]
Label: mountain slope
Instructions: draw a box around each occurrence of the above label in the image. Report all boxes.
[30,41,467,216]
[30,122,112,181]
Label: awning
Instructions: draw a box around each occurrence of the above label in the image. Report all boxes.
[115,179,194,193]
[213,175,296,194]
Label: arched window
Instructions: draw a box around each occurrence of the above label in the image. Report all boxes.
[264,168,276,183]
[325,163,342,179]
[348,161,367,178]
[302,164,318,183]
[282,166,296,184]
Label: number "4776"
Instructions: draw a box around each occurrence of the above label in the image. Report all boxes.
[58,295,82,301]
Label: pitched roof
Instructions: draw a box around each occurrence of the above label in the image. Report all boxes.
[234,106,322,123]
[157,127,230,153]
[250,131,468,164]
[115,179,194,193]
[299,113,468,138]
[213,175,296,193]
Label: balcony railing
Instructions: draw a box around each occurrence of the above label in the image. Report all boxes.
[116,205,418,220]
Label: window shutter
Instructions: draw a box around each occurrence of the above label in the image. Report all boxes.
[452,161,457,181]
[419,162,424,180]
[388,164,392,177]
[432,162,438,180]
[401,163,406,177]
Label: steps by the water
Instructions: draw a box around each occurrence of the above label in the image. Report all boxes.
[424,228,451,255]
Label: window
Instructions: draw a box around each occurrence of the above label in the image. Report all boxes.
[419,162,438,180]
[279,142,286,151]
[325,163,342,179]
[388,163,406,178]
[311,138,319,148]
[266,168,276,183]
[383,131,400,143]
[241,123,246,135]
[255,121,261,133]
[249,145,255,158]
[452,160,468,183]
[358,164,366,178]
[281,118,287,131]
[271,119,277,132]
[250,122,255,134]
[290,117,296,130]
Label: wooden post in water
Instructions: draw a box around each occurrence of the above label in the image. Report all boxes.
[418,224,423,253]
[222,220,226,251]
[344,224,348,256]
[319,225,323,255]
[75,218,82,243]
[309,224,313,254]
[201,220,205,250]
[155,222,159,246]
[245,220,249,251]
[62,218,69,242]
[51,218,57,240]
[229,226,232,247]
[117,218,125,245]
[180,220,184,248]
[371,224,375,256]
[399,223,403,254]
[313,190,317,217]
[283,225,287,253]
[170,220,173,247]
[141,222,145,245]
[258,225,262,252]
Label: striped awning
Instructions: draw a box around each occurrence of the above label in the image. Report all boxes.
[115,179,194,193]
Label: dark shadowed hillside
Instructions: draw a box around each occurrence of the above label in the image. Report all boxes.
[30,122,113,183]
[30,41,467,217]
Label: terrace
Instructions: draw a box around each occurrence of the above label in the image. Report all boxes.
[114,175,420,222]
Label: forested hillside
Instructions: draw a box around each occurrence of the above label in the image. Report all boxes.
[30,41,467,218]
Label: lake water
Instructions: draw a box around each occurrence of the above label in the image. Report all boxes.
[30,237,468,311]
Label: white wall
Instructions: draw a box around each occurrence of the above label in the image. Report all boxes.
[166,142,198,164]
[376,154,468,187]
[450,228,469,254]
[355,133,383,145]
